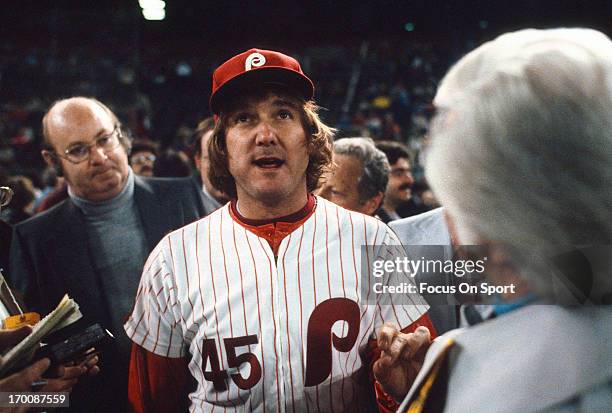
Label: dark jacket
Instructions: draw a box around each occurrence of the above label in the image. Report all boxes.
[0,219,24,315]
[9,175,206,412]
[0,220,11,276]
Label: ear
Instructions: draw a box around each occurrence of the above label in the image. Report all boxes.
[116,127,132,156]
[41,149,56,168]
[194,153,202,172]
[122,138,132,156]
[363,192,385,216]
[42,150,64,177]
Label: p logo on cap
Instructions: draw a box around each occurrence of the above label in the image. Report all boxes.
[209,48,315,115]
[245,52,266,71]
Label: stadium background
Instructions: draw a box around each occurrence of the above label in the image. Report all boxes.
[1,0,611,192]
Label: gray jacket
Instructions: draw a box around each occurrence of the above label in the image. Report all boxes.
[399,305,612,413]
[389,208,458,334]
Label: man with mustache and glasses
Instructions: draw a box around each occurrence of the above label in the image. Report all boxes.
[125,49,433,412]
[9,97,206,412]
[130,139,159,178]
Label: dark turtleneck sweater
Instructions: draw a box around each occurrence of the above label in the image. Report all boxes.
[68,169,148,360]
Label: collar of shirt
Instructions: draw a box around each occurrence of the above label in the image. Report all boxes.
[201,184,222,211]
[229,194,316,256]
[68,168,135,217]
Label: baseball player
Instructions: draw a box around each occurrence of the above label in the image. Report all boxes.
[124,48,433,412]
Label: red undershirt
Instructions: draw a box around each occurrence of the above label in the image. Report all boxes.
[229,194,317,257]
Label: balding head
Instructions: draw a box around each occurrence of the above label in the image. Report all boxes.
[42,97,123,149]
[41,97,131,203]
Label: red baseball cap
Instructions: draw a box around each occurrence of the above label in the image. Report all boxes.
[209,48,315,115]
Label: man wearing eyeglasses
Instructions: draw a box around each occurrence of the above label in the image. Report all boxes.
[9,97,206,412]
[130,140,159,177]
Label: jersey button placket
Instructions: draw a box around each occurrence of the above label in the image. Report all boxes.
[271,242,287,412]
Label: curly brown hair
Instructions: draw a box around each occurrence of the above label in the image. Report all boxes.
[208,87,335,199]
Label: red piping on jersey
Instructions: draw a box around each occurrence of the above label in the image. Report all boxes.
[229,194,317,256]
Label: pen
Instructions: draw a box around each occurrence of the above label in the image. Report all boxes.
[30,379,48,390]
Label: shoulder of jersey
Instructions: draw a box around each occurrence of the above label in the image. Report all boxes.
[162,202,229,241]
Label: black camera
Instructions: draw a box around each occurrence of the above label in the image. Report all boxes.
[35,323,113,378]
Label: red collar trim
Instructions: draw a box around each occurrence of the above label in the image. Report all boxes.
[230,194,316,226]
[229,194,317,256]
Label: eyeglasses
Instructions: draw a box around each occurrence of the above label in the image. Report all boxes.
[0,186,13,208]
[53,126,123,164]
[131,154,157,164]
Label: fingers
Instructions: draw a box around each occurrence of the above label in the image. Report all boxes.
[374,323,415,401]
[41,353,102,393]
[377,322,400,351]
[60,366,87,380]
[41,366,80,392]
[42,377,78,393]
[0,358,51,392]
[0,326,33,351]
[407,327,432,366]
[84,355,100,376]
[20,358,51,387]
[394,333,413,358]
[77,351,100,376]
[378,323,417,364]
[78,352,100,368]
[381,326,431,358]
[372,351,394,380]
[412,327,431,351]
[373,324,433,402]
[373,352,410,402]
[83,355,99,369]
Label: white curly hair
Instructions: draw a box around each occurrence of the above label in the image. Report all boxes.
[426,28,612,296]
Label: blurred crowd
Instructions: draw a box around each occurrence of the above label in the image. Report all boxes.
[0,38,457,226]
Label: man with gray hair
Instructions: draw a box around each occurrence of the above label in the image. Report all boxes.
[317,137,389,216]
[374,28,612,412]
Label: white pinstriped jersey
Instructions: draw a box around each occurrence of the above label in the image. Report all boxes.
[125,196,428,412]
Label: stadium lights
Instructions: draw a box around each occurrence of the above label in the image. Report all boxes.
[139,0,166,21]
[143,8,166,20]
[139,0,164,8]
